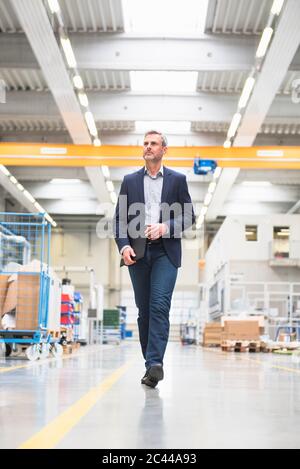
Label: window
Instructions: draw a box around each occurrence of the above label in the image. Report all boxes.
[273,226,290,258]
[245,225,257,241]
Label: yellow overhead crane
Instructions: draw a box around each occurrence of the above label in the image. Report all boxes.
[0,143,300,169]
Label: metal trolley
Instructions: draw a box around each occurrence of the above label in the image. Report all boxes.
[0,212,62,360]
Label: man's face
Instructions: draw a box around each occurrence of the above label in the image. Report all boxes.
[143,133,167,164]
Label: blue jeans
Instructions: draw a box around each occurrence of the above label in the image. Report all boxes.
[129,243,178,369]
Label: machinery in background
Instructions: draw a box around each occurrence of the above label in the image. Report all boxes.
[204,214,300,340]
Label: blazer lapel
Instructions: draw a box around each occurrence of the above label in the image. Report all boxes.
[161,166,172,203]
[136,167,145,203]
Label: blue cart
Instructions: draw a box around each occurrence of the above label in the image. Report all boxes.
[0,212,62,360]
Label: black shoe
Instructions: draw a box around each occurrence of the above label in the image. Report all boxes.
[142,365,164,388]
[141,370,149,384]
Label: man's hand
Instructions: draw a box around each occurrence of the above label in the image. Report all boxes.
[122,246,137,265]
[145,223,168,240]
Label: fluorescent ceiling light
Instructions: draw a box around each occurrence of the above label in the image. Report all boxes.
[110,192,117,205]
[48,0,60,13]
[131,72,197,94]
[223,140,231,149]
[271,0,285,15]
[106,180,115,192]
[242,181,272,186]
[277,232,289,236]
[93,138,101,147]
[136,121,191,134]
[0,165,10,176]
[101,166,110,179]
[227,113,242,138]
[208,182,216,194]
[50,178,81,184]
[123,0,209,35]
[23,190,35,204]
[238,77,255,109]
[73,75,84,90]
[213,167,222,180]
[256,27,273,58]
[34,202,45,212]
[200,206,208,217]
[196,215,204,229]
[60,37,77,68]
[84,111,98,137]
[204,192,213,206]
[17,183,24,192]
[78,92,89,107]
[9,176,18,184]
[45,213,57,227]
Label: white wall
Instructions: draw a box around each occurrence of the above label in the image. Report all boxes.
[205,214,300,283]
[51,231,112,310]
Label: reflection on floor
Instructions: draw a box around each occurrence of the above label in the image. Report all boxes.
[1,341,300,449]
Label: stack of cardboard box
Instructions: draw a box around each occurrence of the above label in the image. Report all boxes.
[202,316,265,347]
[221,316,264,341]
[203,322,222,346]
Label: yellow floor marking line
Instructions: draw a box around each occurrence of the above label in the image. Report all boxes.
[245,356,300,375]
[204,347,300,375]
[18,358,136,449]
[0,345,112,374]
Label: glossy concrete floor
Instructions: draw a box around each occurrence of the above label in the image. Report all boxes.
[1,341,300,449]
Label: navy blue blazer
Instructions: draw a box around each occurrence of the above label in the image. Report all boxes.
[113,166,195,268]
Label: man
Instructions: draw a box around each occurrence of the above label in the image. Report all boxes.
[114,130,195,388]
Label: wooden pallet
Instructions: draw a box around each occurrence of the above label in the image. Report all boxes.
[260,341,300,353]
[202,343,221,348]
[221,340,261,352]
[63,342,80,355]
[47,330,60,339]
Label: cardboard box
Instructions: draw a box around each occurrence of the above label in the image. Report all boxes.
[2,278,17,315]
[221,315,264,327]
[204,322,222,329]
[15,274,40,330]
[222,320,260,340]
[203,322,222,345]
[0,274,9,316]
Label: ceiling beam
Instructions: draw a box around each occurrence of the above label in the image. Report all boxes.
[2,90,298,122]
[2,144,300,169]
[10,0,111,206]
[0,33,259,71]
[206,0,300,220]
[1,32,300,71]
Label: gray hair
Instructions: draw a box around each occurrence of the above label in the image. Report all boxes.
[144,130,168,147]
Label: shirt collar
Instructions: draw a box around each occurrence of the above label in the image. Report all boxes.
[144,165,164,177]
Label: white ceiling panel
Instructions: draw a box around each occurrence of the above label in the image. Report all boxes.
[58,0,125,32]
[0,116,65,132]
[205,0,273,35]
[96,120,135,131]
[80,70,130,91]
[197,70,249,93]
[0,0,22,33]
[0,68,47,91]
